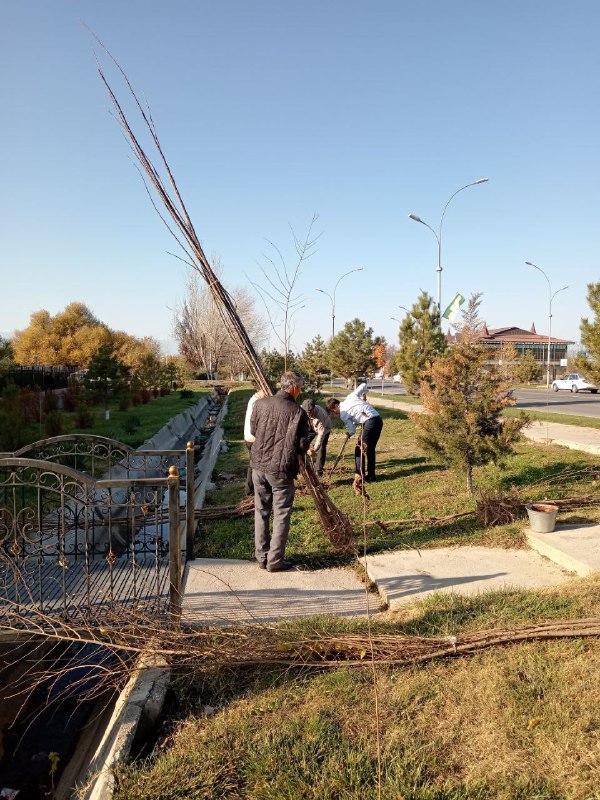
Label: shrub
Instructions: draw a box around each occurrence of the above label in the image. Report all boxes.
[152,388,160,398]
[122,414,141,435]
[141,389,151,404]
[44,410,64,437]
[62,389,77,412]
[42,391,57,414]
[179,389,194,399]
[74,405,95,429]
[118,395,132,411]
[18,389,41,423]
[159,387,170,396]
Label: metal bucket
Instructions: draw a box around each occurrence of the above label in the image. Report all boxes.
[526,503,559,533]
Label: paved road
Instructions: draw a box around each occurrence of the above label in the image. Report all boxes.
[361,381,600,419]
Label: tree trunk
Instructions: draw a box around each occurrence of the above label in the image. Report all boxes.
[467,466,473,495]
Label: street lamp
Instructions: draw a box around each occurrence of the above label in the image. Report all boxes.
[409,178,489,312]
[525,261,569,389]
[316,267,363,388]
[315,267,364,340]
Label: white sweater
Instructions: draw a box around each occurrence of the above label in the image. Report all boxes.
[339,383,380,435]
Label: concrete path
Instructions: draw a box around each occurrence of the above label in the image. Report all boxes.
[182,559,378,625]
[361,546,569,610]
[527,523,600,576]
[368,395,600,456]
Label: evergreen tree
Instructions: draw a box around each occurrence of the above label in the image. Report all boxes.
[414,295,528,494]
[296,335,329,394]
[514,350,542,384]
[394,291,446,394]
[575,282,600,383]
[329,319,377,386]
[85,344,126,411]
[0,337,15,376]
[259,349,295,387]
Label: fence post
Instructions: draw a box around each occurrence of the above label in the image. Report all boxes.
[186,441,196,561]
[168,466,182,623]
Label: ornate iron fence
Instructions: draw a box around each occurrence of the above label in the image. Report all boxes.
[0,457,184,624]
[3,434,195,481]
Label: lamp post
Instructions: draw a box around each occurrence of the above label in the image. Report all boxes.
[525,261,568,389]
[316,267,363,389]
[409,178,489,312]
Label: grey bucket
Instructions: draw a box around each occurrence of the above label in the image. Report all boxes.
[526,503,559,533]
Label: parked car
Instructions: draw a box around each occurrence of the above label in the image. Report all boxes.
[393,373,402,383]
[551,373,598,394]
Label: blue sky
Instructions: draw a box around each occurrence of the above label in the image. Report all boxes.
[1,1,598,354]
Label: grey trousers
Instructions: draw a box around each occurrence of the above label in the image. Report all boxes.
[253,470,295,568]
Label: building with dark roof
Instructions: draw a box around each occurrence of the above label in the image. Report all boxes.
[446,323,574,380]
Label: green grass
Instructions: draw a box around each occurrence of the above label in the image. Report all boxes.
[20,390,207,449]
[196,389,600,567]
[503,406,600,431]
[114,576,600,800]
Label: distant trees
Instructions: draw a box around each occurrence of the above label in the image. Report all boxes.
[573,282,600,383]
[174,261,267,379]
[0,337,14,376]
[11,303,162,372]
[12,304,111,367]
[394,292,446,394]
[259,349,295,387]
[414,295,528,494]
[329,318,376,386]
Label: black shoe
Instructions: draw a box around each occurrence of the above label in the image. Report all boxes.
[267,560,294,573]
[256,559,267,569]
[364,475,377,483]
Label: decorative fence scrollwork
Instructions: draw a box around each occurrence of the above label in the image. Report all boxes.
[0,457,184,624]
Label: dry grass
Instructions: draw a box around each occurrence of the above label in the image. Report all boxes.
[114,578,600,799]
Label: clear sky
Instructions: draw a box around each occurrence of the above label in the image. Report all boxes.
[1,0,599,354]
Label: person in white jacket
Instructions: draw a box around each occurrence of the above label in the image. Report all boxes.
[326,382,383,491]
[243,389,265,495]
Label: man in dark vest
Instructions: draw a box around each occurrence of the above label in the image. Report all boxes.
[250,371,311,572]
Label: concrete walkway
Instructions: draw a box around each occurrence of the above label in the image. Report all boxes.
[182,559,378,625]
[369,395,600,456]
[527,523,600,576]
[361,546,569,610]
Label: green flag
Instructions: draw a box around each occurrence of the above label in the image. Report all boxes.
[442,292,465,321]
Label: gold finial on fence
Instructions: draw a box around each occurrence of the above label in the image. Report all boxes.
[168,465,179,477]
[187,441,194,450]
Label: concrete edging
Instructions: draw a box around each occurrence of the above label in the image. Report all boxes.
[65,394,228,797]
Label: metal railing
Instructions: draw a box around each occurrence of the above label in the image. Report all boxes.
[0,456,188,623]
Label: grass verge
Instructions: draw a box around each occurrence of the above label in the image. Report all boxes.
[114,576,600,800]
[197,389,600,567]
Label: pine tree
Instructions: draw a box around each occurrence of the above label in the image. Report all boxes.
[414,295,528,494]
[329,319,377,386]
[296,335,329,394]
[575,282,600,383]
[394,291,446,395]
[514,350,542,384]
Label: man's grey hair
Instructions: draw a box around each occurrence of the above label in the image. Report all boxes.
[280,371,305,392]
[301,398,315,413]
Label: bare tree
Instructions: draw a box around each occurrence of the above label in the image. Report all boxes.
[249,215,321,370]
[174,256,267,378]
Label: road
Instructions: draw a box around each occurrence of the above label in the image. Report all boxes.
[359,380,600,419]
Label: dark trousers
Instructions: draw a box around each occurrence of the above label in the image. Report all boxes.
[245,443,253,496]
[355,415,383,479]
[253,470,295,568]
[308,431,330,477]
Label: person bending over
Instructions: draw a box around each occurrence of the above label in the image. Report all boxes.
[300,398,332,478]
[326,382,383,491]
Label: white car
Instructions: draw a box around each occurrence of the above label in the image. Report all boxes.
[393,373,401,383]
[551,373,598,394]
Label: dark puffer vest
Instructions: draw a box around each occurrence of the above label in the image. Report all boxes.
[250,390,311,479]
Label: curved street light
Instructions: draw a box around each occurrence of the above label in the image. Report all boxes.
[409,178,489,312]
[315,266,364,341]
[316,266,364,388]
[525,261,569,388]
